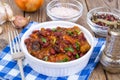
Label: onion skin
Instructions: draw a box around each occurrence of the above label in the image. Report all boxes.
[4,3,14,21]
[14,0,44,12]
[0,27,3,34]
[0,2,14,25]
[13,15,30,28]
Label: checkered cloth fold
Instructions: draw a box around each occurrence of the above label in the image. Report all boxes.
[0,21,105,80]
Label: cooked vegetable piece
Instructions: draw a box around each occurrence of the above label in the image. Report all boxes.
[80,42,91,53]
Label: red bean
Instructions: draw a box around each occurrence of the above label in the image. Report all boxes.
[78,33,86,41]
[46,28,52,32]
[54,32,61,37]
[72,43,76,49]
[32,30,39,33]
[32,41,41,50]
[54,45,60,53]
[80,53,84,57]
[40,31,47,36]
[50,48,56,55]
[42,42,49,48]
[73,52,77,55]
[46,31,50,36]
[64,40,70,44]
[24,38,30,44]
[67,52,72,57]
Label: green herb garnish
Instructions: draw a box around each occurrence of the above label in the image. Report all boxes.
[61,58,68,62]
[76,53,80,59]
[52,28,56,32]
[78,31,82,35]
[67,31,73,35]
[65,46,74,52]
[41,37,46,43]
[75,42,80,50]
[75,30,82,35]
[43,56,48,61]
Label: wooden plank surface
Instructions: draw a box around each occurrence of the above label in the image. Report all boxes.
[89,64,107,80]
[77,0,94,36]
[0,0,120,80]
[85,0,107,80]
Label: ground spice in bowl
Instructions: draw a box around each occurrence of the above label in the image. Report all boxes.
[47,0,83,22]
[50,7,79,18]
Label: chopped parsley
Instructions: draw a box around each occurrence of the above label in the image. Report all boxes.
[52,28,56,32]
[75,30,82,35]
[75,42,80,50]
[65,46,74,52]
[43,56,48,61]
[61,58,68,62]
[67,31,73,35]
[76,53,80,59]
[41,37,46,43]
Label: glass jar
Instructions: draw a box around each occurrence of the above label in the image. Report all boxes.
[100,21,120,73]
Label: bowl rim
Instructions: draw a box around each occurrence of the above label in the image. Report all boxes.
[46,0,83,19]
[87,7,120,29]
[21,21,94,67]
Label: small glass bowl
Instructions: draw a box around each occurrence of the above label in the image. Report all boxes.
[87,7,120,37]
[46,0,83,22]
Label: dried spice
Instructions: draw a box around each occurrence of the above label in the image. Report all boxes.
[50,7,79,18]
[91,13,119,27]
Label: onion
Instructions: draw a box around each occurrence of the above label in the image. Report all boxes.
[14,0,44,12]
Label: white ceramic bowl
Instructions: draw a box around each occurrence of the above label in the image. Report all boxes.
[46,0,83,22]
[21,21,94,77]
[87,7,120,37]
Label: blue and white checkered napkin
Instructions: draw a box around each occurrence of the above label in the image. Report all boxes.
[0,21,105,80]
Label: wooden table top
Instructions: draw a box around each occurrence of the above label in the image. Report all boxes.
[0,0,120,80]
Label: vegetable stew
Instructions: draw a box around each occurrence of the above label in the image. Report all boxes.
[24,26,91,62]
